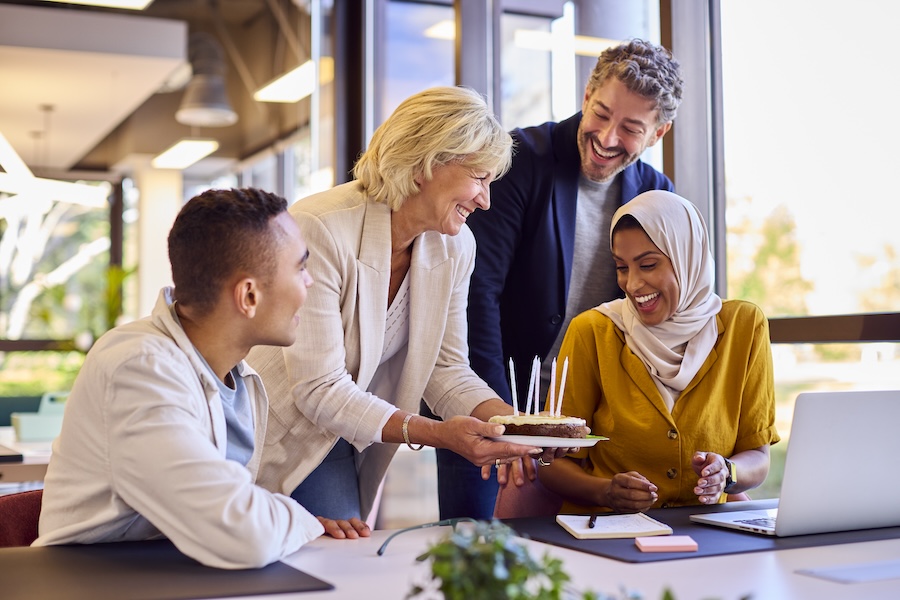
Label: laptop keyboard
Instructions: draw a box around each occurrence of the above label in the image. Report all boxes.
[736,517,776,528]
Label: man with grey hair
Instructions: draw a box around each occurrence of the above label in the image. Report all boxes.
[439,39,685,520]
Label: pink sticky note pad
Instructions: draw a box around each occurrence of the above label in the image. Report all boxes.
[634,535,698,552]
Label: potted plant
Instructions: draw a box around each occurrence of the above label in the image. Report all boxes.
[407,520,645,600]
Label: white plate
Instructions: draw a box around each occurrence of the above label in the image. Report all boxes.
[491,435,607,448]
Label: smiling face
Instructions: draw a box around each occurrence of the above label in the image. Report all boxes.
[577,78,671,183]
[612,225,679,327]
[254,212,313,347]
[413,162,493,236]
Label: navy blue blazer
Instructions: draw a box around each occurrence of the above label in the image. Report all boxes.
[466,112,673,405]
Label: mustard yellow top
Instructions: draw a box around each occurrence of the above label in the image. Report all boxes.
[556,299,780,512]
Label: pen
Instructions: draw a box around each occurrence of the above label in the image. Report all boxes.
[588,513,597,528]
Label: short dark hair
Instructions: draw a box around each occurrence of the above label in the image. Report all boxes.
[168,187,288,312]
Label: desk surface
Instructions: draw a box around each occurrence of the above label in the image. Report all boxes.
[2,496,899,599]
[0,427,51,483]
[257,514,900,600]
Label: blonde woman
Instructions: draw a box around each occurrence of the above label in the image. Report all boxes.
[248,87,551,537]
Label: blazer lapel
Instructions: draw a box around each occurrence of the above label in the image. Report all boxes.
[355,201,390,387]
[396,232,452,409]
[552,114,582,295]
[552,171,578,295]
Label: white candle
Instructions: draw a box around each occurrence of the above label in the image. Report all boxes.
[509,357,519,416]
[549,357,557,417]
[532,356,540,415]
[524,356,538,417]
[557,357,569,417]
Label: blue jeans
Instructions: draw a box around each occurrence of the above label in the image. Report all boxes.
[421,402,498,520]
[290,438,361,520]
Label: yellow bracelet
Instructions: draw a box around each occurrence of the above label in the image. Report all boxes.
[402,414,424,451]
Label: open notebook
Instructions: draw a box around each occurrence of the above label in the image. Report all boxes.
[690,389,900,536]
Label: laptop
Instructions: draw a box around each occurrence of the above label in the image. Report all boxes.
[690,389,900,536]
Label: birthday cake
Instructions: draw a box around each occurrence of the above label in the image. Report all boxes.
[489,412,588,438]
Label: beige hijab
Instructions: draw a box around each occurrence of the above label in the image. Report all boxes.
[596,190,722,411]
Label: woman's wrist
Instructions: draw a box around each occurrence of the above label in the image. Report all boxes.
[595,478,613,508]
[399,413,441,449]
[401,414,424,450]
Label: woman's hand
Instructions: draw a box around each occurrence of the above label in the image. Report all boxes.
[691,451,728,504]
[605,471,658,512]
[441,415,541,466]
[317,516,371,539]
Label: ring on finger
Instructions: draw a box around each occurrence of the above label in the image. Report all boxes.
[495,458,501,468]
[537,457,550,467]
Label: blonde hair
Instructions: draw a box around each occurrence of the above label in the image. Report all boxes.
[353,86,513,210]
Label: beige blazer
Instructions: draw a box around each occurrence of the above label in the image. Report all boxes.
[247,182,497,518]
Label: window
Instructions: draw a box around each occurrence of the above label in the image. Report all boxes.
[719,0,900,497]
[381,1,454,122]
[0,179,115,395]
[499,12,555,128]
[722,1,900,319]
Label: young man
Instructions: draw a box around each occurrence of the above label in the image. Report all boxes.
[34,188,326,568]
[442,39,685,520]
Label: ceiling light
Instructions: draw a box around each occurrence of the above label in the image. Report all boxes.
[0,131,33,178]
[176,33,238,128]
[0,131,108,209]
[40,0,155,8]
[424,21,455,41]
[176,74,238,127]
[152,139,219,170]
[513,30,622,57]
[422,21,620,58]
[254,60,316,103]
[0,173,109,210]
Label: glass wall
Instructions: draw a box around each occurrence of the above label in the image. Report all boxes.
[499,12,556,128]
[720,0,900,497]
[381,0,455,122]
[0,179,113,395]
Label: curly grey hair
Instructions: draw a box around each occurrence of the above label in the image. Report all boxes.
[587,39,684,125]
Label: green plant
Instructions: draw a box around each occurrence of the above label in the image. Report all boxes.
[407,521,750,600]
[407,520,638,600]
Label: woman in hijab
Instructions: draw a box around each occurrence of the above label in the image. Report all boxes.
[538,190,780,513]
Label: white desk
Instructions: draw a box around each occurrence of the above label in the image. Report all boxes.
[0,426,51,484]
[230,524,900,600]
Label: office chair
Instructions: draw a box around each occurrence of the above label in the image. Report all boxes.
[0,489,43,547]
